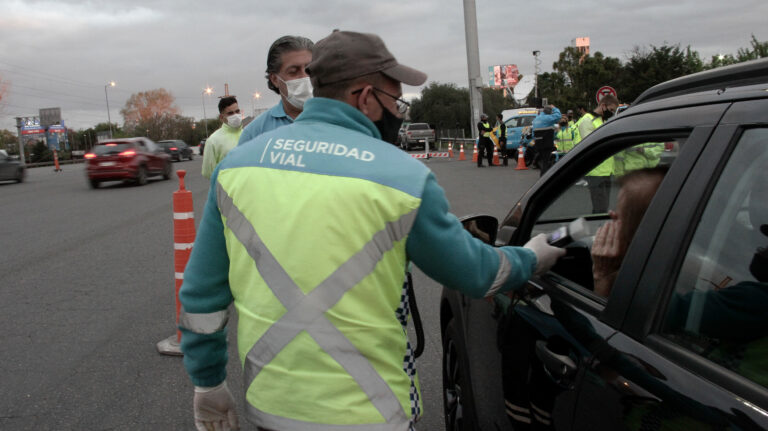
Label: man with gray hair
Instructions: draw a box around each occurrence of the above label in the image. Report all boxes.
[180,30,564,431]
[238,35,314,146]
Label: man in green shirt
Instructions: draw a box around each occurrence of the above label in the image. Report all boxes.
[202,96,243,179]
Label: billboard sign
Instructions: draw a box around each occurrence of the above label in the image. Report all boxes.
[488,65,519,88]
[39,107,61,127]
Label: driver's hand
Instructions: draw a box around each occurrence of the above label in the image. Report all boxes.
[591,220,623,297]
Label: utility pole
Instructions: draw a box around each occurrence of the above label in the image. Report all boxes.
[462,0,484,139]
[14,117,26,165]
[533,50,541,106]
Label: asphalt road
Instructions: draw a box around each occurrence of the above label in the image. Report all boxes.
[0,151,539,430]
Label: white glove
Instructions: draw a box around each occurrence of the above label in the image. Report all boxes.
[524,233,567,275]
[194,381,240,431]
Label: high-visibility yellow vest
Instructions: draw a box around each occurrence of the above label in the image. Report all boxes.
[613,142,664,176]
[555,127,575,152]
[585,116,612,177]
[481,122,491,137]
[216,165,422,429]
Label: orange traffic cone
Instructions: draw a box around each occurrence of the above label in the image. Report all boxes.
[514,146,528,170]
[472,140,478,163]
[157,169,196,356]
[492,146,500,166]
[53,149,62,172]
[448,141,454,158]
[458,143,466,161]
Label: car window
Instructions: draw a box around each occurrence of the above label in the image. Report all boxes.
[660,128,768,388]
[94,143,133,155]
[408,124,430,130]
[505,116,534,128]
[530,136,687,294]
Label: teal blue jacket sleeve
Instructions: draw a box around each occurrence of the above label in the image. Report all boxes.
[238,118,258,146]
[178,168,233,387]
[406,173,537,298]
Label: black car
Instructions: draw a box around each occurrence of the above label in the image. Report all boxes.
[441,59,768,430]
[0,150,24,183]
[157,140,194,162]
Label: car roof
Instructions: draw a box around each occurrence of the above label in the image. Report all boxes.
[633,57,768,106]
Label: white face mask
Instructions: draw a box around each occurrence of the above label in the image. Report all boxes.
[278,76,313,110]
[226,113,242,128]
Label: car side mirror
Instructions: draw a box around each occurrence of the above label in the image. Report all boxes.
[459,214,498,245]
[495,225,517,246]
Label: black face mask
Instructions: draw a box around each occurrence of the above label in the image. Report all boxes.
[372,93,403,145]
[559,121,568,126]
[602,108,615,121]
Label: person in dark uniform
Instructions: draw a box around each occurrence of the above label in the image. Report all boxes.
[477,113,493,167]
[497,113,508,166]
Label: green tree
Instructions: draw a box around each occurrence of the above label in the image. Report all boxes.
[619,44,704,102]
[708,35,768,68]
[0,129,19,154]
[481,87,516,122]
[526,47,624,111]
[409,82,471,137]
[30,140,52,163]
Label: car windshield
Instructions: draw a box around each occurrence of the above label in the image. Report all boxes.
[506,116,534,128]
[93,143,133,155]
[158,142,175,148]
[409,124,430,130]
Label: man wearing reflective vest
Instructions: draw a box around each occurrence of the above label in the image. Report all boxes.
[477,113,493,167]
[179,30,565,431]
[579,94,620,213]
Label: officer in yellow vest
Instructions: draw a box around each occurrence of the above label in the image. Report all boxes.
[179,30,566,431]
[477,113,494,167]
[579,94,619,213]
[555,114,575,153]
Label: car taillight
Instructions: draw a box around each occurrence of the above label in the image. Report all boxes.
[407,132,412,136]
[665,142,675,151]
[119,150,136,157]
[170,147,177,151]
[84,153,96,159]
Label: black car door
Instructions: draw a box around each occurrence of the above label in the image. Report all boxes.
[570,99,768,430]
[0,152,13,180]
[498,103,728,430]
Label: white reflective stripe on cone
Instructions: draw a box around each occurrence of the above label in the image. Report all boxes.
[173,212,195,219]
[174,243,193,250]
[175,272,184,279]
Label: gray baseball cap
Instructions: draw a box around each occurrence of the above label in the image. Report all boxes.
[307,30,427,87]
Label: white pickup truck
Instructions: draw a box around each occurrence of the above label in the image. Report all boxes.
[399,123,435,151]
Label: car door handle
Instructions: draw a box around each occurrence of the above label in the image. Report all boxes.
[535,340,577,379]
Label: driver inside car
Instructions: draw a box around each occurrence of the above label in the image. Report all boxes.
[590,166,668,297]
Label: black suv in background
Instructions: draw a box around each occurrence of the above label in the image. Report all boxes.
[0,149,24,183]
[441,59,768,430]
[157,140,194,162]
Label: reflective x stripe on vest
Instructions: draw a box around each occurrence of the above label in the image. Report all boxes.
[217,182,413,430]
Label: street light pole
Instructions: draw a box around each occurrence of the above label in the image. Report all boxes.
[201,87,213,138]
[532,51,541,104]
[462,0,484,139]
[104,81,116,138]
[252,91,261,117]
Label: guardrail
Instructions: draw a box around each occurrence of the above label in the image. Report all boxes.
[21,159,86,168]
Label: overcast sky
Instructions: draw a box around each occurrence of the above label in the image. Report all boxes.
[0,0,765,132]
